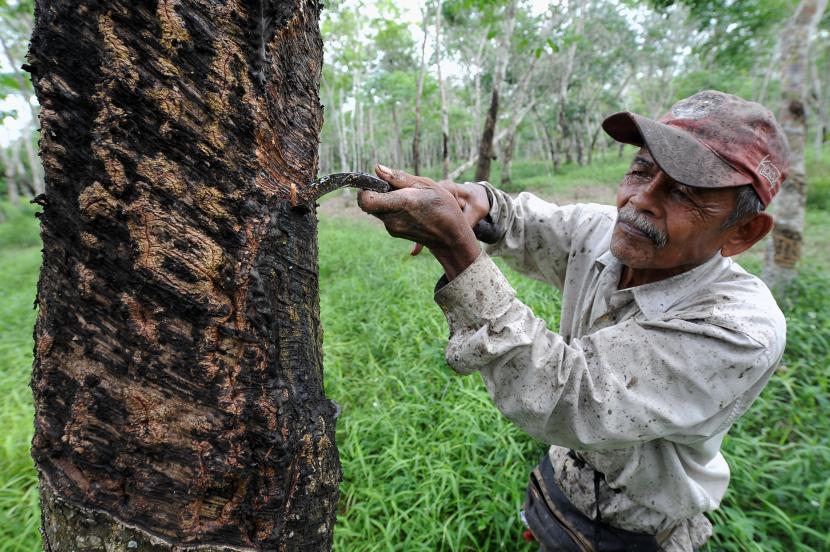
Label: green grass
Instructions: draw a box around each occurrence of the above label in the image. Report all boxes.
[1,149,829,550]
[320,223,556,551]
[0,202,42,551]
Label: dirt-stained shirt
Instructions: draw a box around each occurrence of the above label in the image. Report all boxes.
[433,186,786,551]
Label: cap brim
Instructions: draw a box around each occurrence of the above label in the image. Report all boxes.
[602,112,751,189]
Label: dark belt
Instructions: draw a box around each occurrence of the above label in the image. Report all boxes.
[523,453,668,552]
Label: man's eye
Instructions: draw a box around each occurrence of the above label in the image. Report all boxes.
[626,170,652,179]
[671,187,693,200]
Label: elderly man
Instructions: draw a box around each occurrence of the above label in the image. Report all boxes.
[357,90,789,551]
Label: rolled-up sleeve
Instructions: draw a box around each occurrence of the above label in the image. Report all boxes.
[434,252,783,451]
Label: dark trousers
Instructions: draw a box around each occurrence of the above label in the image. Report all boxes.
[524,453,665,552]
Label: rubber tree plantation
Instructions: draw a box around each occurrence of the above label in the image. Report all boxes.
[26,0,341,549]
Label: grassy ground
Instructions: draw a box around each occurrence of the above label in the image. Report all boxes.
[0,203,44,550]
[1,151,829,550]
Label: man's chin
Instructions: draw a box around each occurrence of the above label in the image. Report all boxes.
[610,233,655,268]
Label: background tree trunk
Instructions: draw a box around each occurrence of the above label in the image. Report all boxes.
[1,141,20,206]
[473,0,517,182]
[498,54,539,188]
[390,102,403,167]
[810,52,827,156]
[27,0,340,550]
[533,104,558,173]
[435,0,450,179]
[763,0,828,289]
[411,8,428,175]
[1,33,44,195]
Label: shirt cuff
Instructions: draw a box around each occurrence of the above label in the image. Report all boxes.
[467,181,500,223]
[433,251,516,331]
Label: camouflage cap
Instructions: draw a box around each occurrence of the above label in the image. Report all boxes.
[602,90,790,207]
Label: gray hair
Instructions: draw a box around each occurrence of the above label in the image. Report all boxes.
[722,185,764,228]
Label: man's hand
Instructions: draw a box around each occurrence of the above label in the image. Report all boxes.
[357,164,482,280]
[408,178,490,256]
[436,178,491,231]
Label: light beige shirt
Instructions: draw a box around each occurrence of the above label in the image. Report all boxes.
[434,187,786,550]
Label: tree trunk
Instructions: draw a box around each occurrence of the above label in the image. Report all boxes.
[448,126,510,181]
[500,97,537,188]
[1,34,45,195]
[810,52,827,156]
[27,1,341,550]
[756,45,779,105]
[474,87,500,182]
[764,0,828,289]
[557,107,570,169]
[411,8,428,175]
[435,0,450,179]
[473,0,517,182]
[533,104,558,173]
[576,116,586,166]
[324,83,349,173]
[353,83,363,171]
[500,129,516,188]
[589,116,602,165]
[336,89,349,173]
[473,35,487,133]
[551,0,585,172]
[368,105,376,169]
[391,102,403,167]
[2,140,20,206]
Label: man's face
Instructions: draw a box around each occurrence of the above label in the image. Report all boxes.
[610,149,739,271]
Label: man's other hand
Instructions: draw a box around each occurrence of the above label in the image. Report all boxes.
[407,178,490,256]
[436,178,490,231]
[357,164,481,280]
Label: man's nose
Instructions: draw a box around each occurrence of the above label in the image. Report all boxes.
[628,172,670,217]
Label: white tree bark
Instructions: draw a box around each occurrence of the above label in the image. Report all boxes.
[810,51,827,156]
[324,83,349,172]
[763,0,828,289]
[547,0,586,171]
[412,7,429,175]
[391,102,403,167]
[473,35,487,133]
[1,34,44,196]
[1,140,20,206]
[499,55,541,186]
[473,0,518,182]
[435,0,451,179]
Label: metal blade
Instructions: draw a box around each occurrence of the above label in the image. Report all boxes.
[308,172,392,201]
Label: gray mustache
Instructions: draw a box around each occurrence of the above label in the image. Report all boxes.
[617,206,668,248]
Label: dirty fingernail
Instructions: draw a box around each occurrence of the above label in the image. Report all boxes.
[377,164,392,174]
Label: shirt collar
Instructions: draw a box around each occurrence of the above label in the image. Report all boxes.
[594,250,730,320]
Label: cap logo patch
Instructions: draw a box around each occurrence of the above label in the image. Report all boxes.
[671,95,724,120]
[758,156,780,189]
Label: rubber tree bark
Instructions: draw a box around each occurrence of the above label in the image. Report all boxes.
[1,140,20,206]
[473,0,517,183]
[550,0,585,173]
[763,0,828,289]
[0,33,45,196]
[435,0,450,180]
[411,7,429,176]
[27,0,340,550]
[391,102,403,167]
[499,54,539,189]
[533,104,558,174]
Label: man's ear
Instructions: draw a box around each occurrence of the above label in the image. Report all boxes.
[720,212,774,257]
